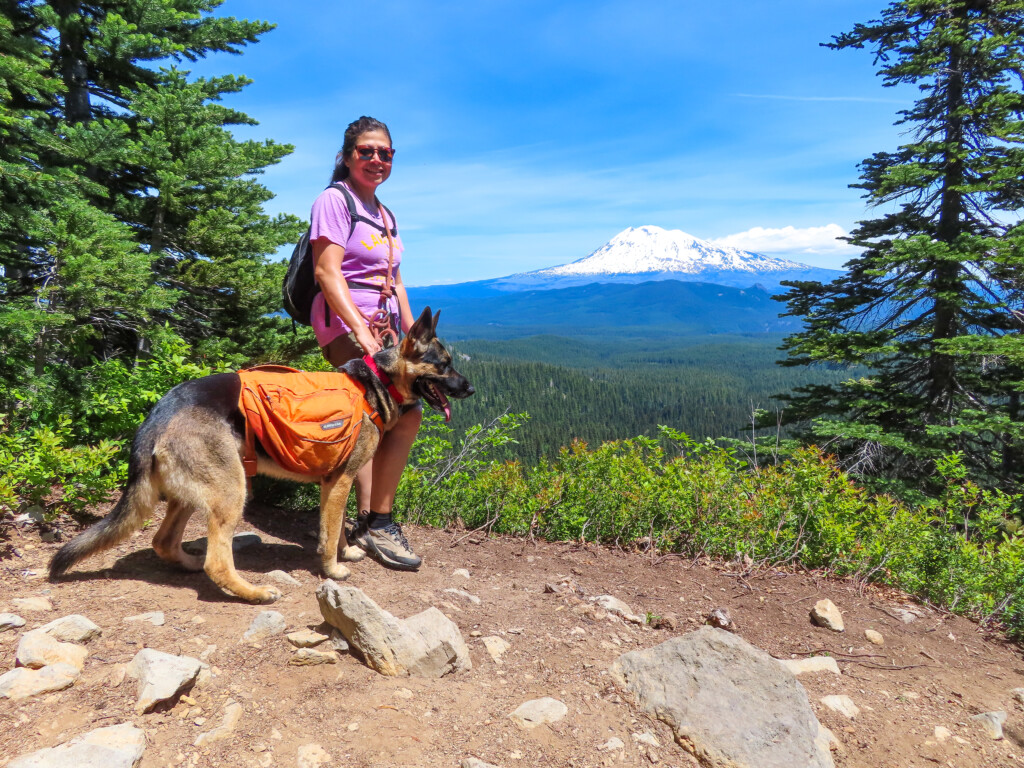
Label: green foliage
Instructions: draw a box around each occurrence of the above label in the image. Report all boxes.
[400,414,1024,639]
[777,1,1024,494]
[0,338,220,520]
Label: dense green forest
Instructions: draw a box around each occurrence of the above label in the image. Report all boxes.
[441,335,853,462]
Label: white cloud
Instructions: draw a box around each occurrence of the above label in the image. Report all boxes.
[711,224,858,255]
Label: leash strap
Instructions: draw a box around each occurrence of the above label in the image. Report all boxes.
[357,205,399,350]
[362,353,405,405]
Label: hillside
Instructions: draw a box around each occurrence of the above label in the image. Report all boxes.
[2,512,1023,768]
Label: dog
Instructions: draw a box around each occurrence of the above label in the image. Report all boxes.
[49,307,473,603]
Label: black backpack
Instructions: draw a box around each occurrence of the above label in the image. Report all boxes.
[282,183,398,326]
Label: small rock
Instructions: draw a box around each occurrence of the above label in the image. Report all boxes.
[453,568,471,579]
[482,636,511,664]
[461,759,501,768]
[124,611,165,626]
[37,614,102,643]
[650,613,678,630]
[598,737,625,751]
[705,608,732,631]
[0,664,80,700]
[0,613,27,632]
[289,648,337,666]
[895,609,918,624]
[12,597,53,613]
[396,687,414,699]
[590,595,640,622]
[286,629,329,648]
[864,629,884,645]
[820,694,859,719]
[810,599,845,632]
[232,532,262,550]
[444,588,481,605]
[971,711,1007,740]
[243,611,286,642]
[267,570,301,586]
[194,701,243,747]
[632,732,660,748]
[16,630,89,671]
[934,726,952,742]
[328,629,349,653]
[1012,687,1024,705]
[780,656,841,676]
[296,743,330,768]
[7,722,146,768]
[509,697,567,728]
[127,648,203,713]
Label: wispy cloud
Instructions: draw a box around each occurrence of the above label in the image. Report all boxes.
[712,224,859,255]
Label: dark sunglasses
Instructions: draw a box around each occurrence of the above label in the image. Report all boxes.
[355,145,395,162]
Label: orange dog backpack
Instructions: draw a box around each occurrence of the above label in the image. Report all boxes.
[237,366,384,478]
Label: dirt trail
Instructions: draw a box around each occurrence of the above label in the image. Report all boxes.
[2,503,1023,767]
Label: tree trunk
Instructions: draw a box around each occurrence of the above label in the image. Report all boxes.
[54,0,91,124]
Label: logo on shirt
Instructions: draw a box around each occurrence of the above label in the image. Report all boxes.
[361,232,389,251]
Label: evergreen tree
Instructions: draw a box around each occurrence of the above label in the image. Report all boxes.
[0,0,302,386]
[777,0,1024,493]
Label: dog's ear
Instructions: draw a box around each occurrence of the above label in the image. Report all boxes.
[406,306,435,346]
[430,309,440,336]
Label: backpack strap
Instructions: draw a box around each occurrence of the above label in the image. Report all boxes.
[328,182,397,237]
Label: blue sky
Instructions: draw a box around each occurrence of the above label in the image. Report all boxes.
[192,1,911,286]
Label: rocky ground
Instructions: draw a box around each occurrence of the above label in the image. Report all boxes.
[2,501,1024,768]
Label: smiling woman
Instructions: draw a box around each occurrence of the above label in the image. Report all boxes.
[306,115,424,573]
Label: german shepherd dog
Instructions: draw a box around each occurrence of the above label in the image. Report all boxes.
[49,307,473,603]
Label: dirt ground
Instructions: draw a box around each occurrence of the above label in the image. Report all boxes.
[2,503,1024,768]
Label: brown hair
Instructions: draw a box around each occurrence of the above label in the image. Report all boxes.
[330,116,393,183]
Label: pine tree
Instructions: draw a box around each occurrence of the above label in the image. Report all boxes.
[777,0,1024,493]
[0,1,302,383]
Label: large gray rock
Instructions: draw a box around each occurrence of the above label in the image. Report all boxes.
[36,614,101,643]
[610,627,833,768]
[0,664,80,701]
[316,580,471,678]
[16,631,89,671]
[127,648,203,713]
[8,723,145,768]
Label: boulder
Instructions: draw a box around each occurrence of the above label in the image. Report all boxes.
[16,631,89,671]
[36,614,102,643]
[610,626,833,768]
[0,664,80,701]
[8,723,145,768]
[127,648,203,713]
[316,580,471,678]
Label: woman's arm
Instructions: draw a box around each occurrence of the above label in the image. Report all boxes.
[394,267,415,334]
[312,239,381,354]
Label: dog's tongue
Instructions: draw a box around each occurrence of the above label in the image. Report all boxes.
[444,402,452,422]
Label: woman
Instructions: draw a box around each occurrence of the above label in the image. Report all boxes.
[309,116,421,571]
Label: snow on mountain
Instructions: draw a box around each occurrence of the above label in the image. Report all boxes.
[535,225,808,278]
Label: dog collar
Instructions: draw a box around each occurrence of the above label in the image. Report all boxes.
[362,354,405,404]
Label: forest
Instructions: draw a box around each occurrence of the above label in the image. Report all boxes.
[441,335,852,462]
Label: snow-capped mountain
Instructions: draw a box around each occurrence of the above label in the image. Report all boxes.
[485,225,842,292]
[540,226,807,277]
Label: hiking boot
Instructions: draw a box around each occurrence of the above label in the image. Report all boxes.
[352,516,422,571]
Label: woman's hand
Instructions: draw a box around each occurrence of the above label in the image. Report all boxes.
[356,328,382,356]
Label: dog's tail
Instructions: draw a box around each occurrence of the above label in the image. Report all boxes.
[49,448,158,580]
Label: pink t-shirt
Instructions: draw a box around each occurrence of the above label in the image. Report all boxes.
[309,183,404,347]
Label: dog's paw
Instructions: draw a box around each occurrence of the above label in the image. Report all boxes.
[323,563,352,581]
[340,545,366,562]
[254,585,283,604]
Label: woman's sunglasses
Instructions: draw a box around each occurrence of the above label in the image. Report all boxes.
[355,145,395,162]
